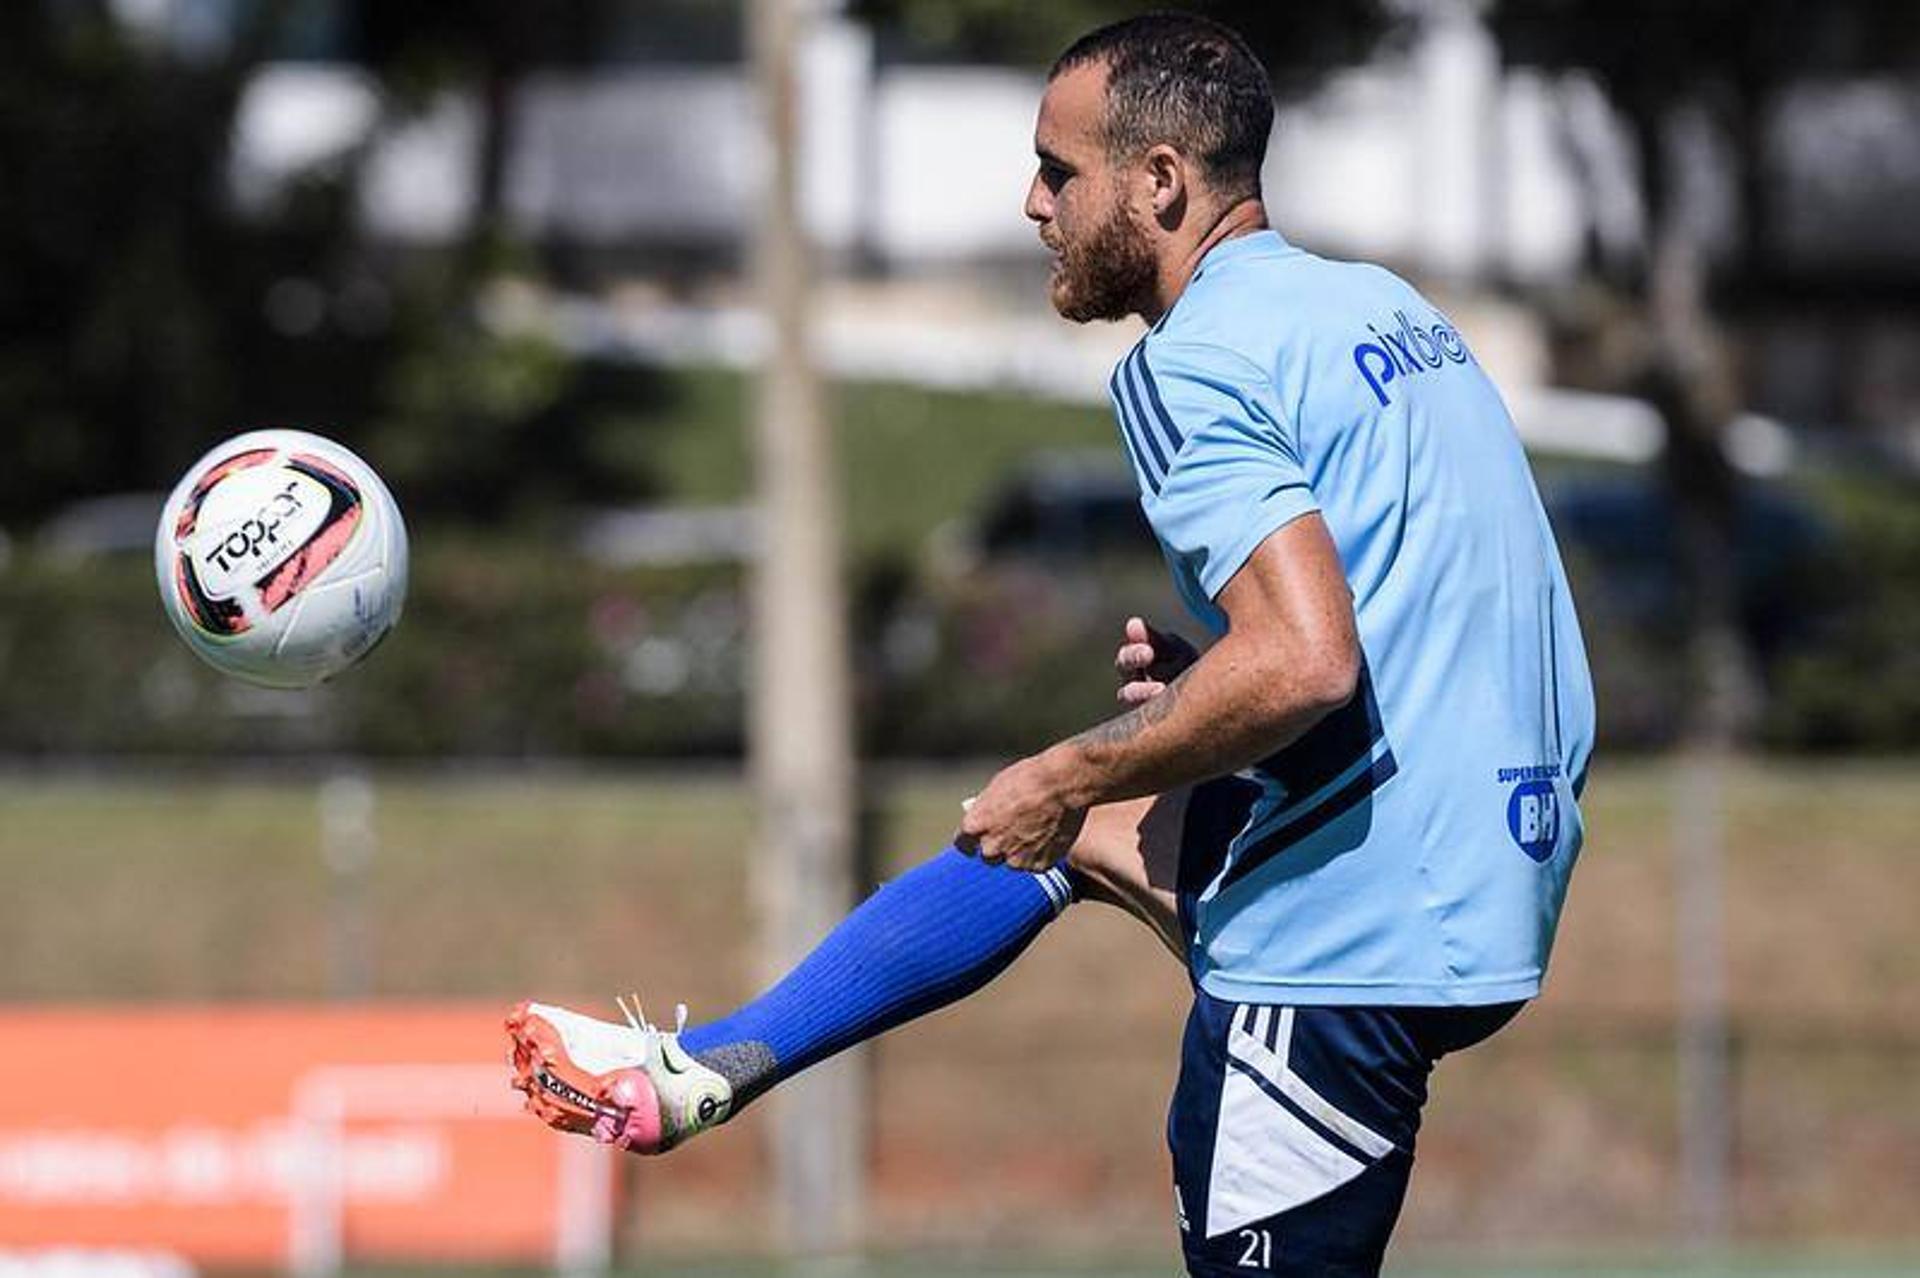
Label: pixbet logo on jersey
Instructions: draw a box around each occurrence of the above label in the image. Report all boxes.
[1351,309,1473,407]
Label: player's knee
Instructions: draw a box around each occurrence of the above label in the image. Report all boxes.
[1070,792,1188,897]
[1065,794,1188,960]
[1065,801,1146,886]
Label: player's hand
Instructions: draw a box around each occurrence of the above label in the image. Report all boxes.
[1114,615,1198,706]
[954,751,1087,873]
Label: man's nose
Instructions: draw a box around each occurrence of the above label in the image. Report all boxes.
[1023,172,1050,224]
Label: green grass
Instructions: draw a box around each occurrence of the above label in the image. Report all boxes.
[1392,1264,1920,1278]
[2,760,1917,1256]
[343,1255,1920,1278]
[629,367,1116,564]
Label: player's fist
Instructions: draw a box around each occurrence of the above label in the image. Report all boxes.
[1114,615,1198,706]
[954,751,1087,872]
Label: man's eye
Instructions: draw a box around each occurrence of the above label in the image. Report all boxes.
[1041,164,1071,192]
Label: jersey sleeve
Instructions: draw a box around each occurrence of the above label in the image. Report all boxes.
[1131,339,1319,601]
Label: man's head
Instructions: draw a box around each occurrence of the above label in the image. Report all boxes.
[1026,13,1274,323]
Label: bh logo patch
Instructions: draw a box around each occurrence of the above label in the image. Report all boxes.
[1506,779,1559,862]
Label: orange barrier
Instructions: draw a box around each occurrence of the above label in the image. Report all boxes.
[0,1004,611,1266]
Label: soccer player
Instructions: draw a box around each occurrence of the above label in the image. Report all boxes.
[509,14,1594,1275]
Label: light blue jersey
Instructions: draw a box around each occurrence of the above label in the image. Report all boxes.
[1107,230,1595,1006]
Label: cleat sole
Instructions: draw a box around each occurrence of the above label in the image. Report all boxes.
[505,1001,667,1153]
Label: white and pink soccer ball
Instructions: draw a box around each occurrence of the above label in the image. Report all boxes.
[154,429,408,689]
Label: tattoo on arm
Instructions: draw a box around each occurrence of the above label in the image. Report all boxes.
[1072,669,1188,751]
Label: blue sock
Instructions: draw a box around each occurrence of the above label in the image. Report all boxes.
[679,848,1074,1106]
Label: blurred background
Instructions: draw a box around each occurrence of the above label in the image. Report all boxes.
[2,0,1917,1275]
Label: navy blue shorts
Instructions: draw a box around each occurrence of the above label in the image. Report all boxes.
[1169,778,1522,1276]
[1169,993,1520,1276]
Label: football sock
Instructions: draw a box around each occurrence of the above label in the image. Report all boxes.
[679,848,1075,1108]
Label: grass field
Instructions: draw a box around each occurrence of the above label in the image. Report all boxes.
[635,366,1118,565]
[1,758,1916,1262]
[342,1255,1920,1277]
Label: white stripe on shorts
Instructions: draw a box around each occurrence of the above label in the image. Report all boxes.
[1203,1004,1397,1238]
[1228,1006,1396,1159]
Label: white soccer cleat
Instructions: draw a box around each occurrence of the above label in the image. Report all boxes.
[506,996,733,1154]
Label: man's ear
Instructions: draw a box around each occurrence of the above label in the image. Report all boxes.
[1144,144,1187,221]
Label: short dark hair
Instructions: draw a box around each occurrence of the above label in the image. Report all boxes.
[1050,12,1274,201]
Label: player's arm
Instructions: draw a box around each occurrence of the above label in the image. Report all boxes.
[955,337,1350,868]
[1050,511,1357,806]
[955,511,1358,869]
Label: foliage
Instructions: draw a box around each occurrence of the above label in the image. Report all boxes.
[851,0,1401,98]
[1763,475,1920,751]
[0,541,742,757]
[1489,0,1920,285]
[632,369,1118,567]
[0,542,1113,759]
[1483,0,1920,749]
[1490,1,1920,93]
[0,2,291,523]
[869,554,1184,758]
[0,2,700,536]
[4,347,1914,757]
[5,2,1915,760]
[8,467,1915,759]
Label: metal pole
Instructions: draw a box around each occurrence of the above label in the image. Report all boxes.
[1646,108,1740,1254]
[318,769,376,999]
[1674,746,1732,1248]
[747,0,866,1258]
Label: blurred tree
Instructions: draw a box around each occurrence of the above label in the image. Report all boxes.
[0,0,681,533]
[341,1,626,280]
[1488,4,1920,1250]
[0,0,304,523]
[1488,0,1920,745]
[323,1,712,524]
[853,0,1399,97]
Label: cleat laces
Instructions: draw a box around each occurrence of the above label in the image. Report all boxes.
[614,994,690,1043]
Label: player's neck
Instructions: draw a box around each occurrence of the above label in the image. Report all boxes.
[1143,199,1270,325]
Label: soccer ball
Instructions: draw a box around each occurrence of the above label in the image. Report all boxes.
[154,429,408,689]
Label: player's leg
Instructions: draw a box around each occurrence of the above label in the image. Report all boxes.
[509,780,1218,1155]
[1069,773,1507,1276]
[1063,788,1188,960]
[675,846,1076,1099]
[509,843,1075,1153]
[1067,770,1292,964]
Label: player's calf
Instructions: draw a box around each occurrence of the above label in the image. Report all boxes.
[509,847,1073,1153]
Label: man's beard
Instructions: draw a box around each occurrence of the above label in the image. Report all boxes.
[1048,200,1156,323]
